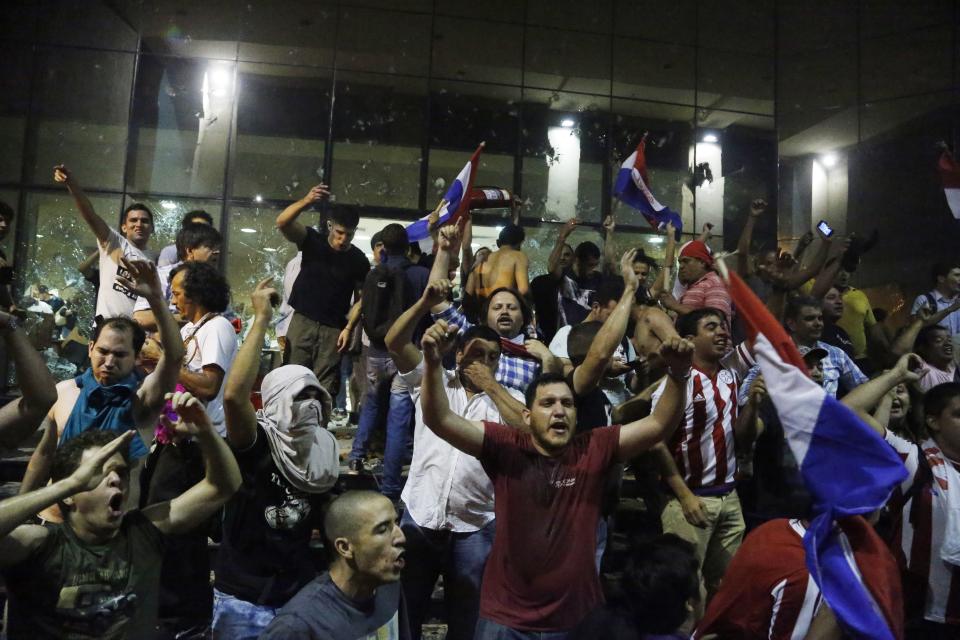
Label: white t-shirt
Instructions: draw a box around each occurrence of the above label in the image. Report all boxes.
[97,229,151,319]
[132,262,179,315]
[181,315,238,434]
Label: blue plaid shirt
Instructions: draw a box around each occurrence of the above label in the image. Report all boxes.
[432,305,540,393]
[741,340,867,399]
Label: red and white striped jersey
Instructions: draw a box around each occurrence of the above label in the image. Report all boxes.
[695,518,903,640]
[884,430,960,625]
[652,343,754,489]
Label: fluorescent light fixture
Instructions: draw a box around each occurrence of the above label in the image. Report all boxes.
[263,247,277,252]
[210,66,231,97]
[36,234,44,238]
[240,227,256,234]
[161,200,176,210]
[702,133,718,143]
[647,236,664,244]
[820,153,838,168]
[560,118,575,128]
[254,194,263,203]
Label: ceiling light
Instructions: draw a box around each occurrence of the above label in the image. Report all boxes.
[820,153,838,168]
[209,65,232,97]
[702,134,718,143]
[240,227,256,233]
[647,236,664,244]
[254,194,263,203]
[161,200,176,210]
[560,118,575,128]
[263,247,277,252]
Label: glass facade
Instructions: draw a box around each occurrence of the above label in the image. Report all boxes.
[0,0,957,343]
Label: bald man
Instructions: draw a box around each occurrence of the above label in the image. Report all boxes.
[261,490,410,639]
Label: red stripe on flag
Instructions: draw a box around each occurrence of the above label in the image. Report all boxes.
[633,139,650,186]
[725,269,809,374]
[447,142,485,228]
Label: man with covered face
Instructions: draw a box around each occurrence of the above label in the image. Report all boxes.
[215,279,340,638]
[0,391,241,639]
[418,316,694,637]
[384,278,526,639]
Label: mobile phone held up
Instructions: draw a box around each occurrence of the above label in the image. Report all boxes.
[816,220,834,237]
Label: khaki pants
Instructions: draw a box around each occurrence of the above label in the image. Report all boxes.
[286,312,343,399]
[661,490,745,597]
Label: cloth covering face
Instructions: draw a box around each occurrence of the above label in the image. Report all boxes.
[257,365,339,494]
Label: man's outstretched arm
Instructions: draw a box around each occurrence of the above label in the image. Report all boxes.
[223,278,276,450]
[0,311,57,448]
[617,336,693,461]
[53,165,112,245]
[276,185,329,245]
[142,392,241,536]
[420,320,485,457]
[386,279,450,374]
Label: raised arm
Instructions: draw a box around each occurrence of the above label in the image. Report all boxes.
[735,199,766,277]
[119,260,185,442]
[142,392,241,536]
[571,249,639,395]
[386,279,450,374]
[18,415,57,495]
[0,311,57,448]
[840,354,922,436]
[733,374,766,449]
[890,303,960,364]
[0,431,133,568]
[420,320,485,457]
[602,215,618,275]
[648,222,677,299]
[548,218,578,279]
[617,336,693,461]
[427,225,459,313]
[53,165,111,244]
[223,278,275,450]
[276,185,329,245]
[460,218,475,286]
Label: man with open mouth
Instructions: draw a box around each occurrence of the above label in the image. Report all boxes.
[262,490,410,640]
[416,315,694,638]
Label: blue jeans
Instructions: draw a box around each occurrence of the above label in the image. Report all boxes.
[349,355,413,499]
[400,509,495,640]
[211,588,281,640]
[474,617,571,640]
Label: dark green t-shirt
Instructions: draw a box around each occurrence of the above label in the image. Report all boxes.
[2,510,166,639]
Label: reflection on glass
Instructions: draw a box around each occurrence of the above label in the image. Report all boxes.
[238,0,336,66]
[0,45,31,182]
[233,64,330,199]
[331,73,425,209]
[130,56,232,197]
[612,38,695,106]
[37,0,138,51]
[524,27,611,94]
[29,47,134,190]
[21,192,124,338]
[226,203,299,331]
[0,189,17,263]
[860,26,953,102]
[522,91,609,223]
[432,17,523,85]
[336,7,431,76]
[614,0,696,44]
[136,1,240,60]
[697,48,774,116]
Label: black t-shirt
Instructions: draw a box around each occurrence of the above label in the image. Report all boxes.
[531,274,561,343]
[289,227,370,328]
[215,425,329,606]
[2,511,165,640]
[140,440,211,621]
[821,323,856,359]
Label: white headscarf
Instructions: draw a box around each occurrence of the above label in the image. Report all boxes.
[257,365,339,493]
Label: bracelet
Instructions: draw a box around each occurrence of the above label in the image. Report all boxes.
[667,366,691,381]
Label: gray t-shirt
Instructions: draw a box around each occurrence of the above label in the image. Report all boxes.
[260,572,409,640]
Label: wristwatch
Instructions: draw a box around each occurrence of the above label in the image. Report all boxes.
[667,366,692,381]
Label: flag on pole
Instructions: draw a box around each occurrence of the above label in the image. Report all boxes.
[724,266,907,640]
[939,148,960,219]
[406,142,484,243]
[613,137,682,239]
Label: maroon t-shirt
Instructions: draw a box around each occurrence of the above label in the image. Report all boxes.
[478,421,621,631]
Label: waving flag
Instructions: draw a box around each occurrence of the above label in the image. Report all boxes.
[406,142,484,242]
[939,148,960,219]
[724,266,906,640]
[614,137,682,239]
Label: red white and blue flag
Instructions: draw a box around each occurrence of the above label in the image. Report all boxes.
[406,142,484,242]
[724,267,906,640]
[939,148,960,219]
[613,137,682,239]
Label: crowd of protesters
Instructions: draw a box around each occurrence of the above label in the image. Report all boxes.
[0,164,956,640]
